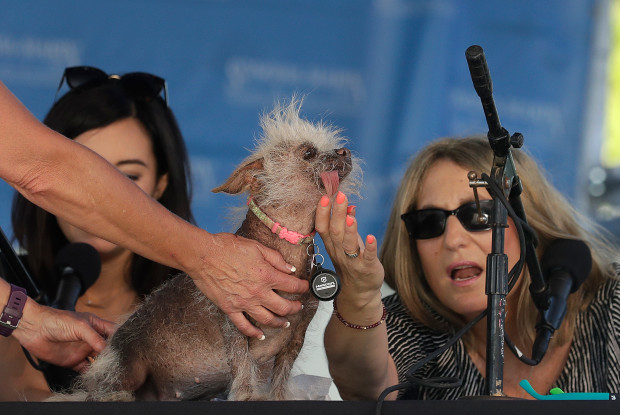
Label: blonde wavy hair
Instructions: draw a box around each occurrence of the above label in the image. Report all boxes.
[380,136,619,349]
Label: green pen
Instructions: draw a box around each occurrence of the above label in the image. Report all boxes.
[519,379,618,401]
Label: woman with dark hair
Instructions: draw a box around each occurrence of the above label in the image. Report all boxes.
[12,67,194,305]
[1,66,195,399]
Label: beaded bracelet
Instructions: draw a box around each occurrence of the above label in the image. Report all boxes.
[333,297,387,330]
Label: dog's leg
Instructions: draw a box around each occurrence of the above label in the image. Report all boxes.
[226,334,259,400]
[267,347,298,400]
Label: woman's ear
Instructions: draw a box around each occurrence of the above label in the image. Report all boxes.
[153,173,169,200]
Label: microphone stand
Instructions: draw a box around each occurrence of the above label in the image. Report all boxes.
[465,45,549,396]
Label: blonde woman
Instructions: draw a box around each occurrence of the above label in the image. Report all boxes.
[317,136,620,400]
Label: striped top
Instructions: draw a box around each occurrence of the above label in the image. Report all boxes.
[384,278,620,399]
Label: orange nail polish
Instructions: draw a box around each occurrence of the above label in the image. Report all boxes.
[346,215,354,226]
[346,205,357,214]
[320,195,330,207]
[336,192,345,204]
[366,235,375,244]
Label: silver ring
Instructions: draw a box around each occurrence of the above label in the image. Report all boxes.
[344,247,360,258]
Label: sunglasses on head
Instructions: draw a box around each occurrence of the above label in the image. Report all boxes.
[55,66,169,106]
[401,200,493,240]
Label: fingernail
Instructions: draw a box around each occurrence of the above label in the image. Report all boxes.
[366,234,375,244]
[346,215,354,227]
[336,191,345,204]
[346,205,356,214]
[289,264,297,273]
[258,334,266,341]
[301,304,304,310]
[283,321,291,329]
[320,195,330,207]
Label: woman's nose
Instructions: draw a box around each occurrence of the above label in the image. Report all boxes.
[442,214,470,249]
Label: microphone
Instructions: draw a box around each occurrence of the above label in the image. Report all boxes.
[50,243,101,311]
[39,243,100,389]
[465,45,511,156]
[531,239,592,362]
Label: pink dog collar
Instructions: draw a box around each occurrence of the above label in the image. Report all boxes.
[248,197,315,245]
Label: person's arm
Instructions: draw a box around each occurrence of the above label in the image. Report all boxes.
[315,193,399,400]
[0,82,307,339]
[0,279,115,400]
[0,279,115,370]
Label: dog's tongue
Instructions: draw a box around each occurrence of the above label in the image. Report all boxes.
[321,171,340,197]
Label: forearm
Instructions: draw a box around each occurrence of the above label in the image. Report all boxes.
[2,278,49,346]
[21,156,205,273]
[0,82,205,275]
[0,283,53,401]
[0,279,9,306]
[324,294,398,400]
[0,281,50,400]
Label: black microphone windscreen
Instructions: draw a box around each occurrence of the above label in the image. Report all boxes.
[54,243,101,293]
[465,45,493,98]
[541,239,592,292]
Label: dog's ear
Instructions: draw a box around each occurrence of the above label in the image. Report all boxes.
[212,158,264,195]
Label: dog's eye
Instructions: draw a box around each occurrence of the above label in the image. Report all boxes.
[303,147,318,160]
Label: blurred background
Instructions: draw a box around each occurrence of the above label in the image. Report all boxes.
[1,0,618,399]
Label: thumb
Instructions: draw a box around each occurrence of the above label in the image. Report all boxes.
[364,234,378,260]
[81,316,116,353]
[79,325,108,354]
[90,315,117,339]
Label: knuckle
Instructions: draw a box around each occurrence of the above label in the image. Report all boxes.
[230,314,255,335]
[261,314,278,326]
[271,300,292,317]
[283,278,305,294]
[329,225,344,238]
[222,294,250,313]
[315,221,327,233]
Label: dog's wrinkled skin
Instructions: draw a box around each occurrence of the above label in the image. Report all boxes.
[50,98,361,401]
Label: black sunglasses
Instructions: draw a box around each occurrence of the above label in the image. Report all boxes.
[401,200,493,240]
[55,66,169,106]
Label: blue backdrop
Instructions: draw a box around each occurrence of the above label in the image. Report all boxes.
[0,0,605,246]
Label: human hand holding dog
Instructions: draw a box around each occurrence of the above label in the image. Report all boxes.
[12,296,115,372]
[188,232,308,339]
